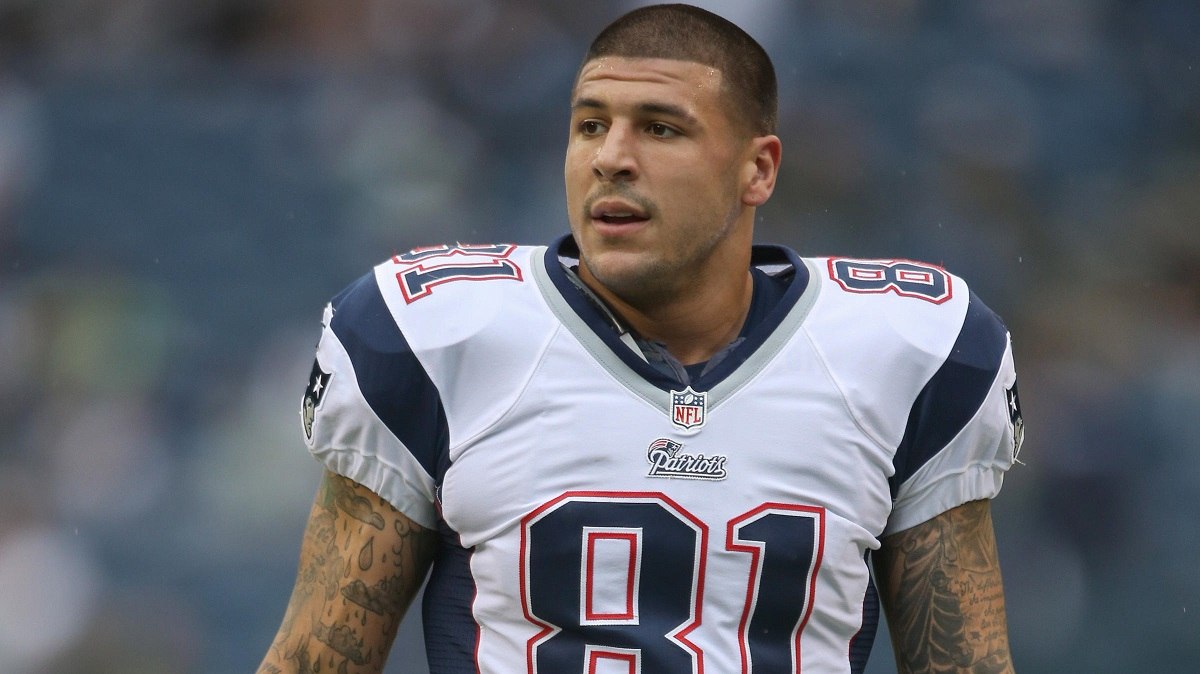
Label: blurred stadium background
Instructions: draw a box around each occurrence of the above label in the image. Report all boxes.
[0,0,1197,672]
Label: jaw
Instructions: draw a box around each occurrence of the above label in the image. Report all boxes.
[570,221,692,312]
[576,239,669,302]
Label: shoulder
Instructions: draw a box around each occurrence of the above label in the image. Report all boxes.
[304,243,554,520]
[333,243,539,323]
[804,255,1007,358]
[324,242,561,439]
[799,255,1013,441]
[326,243,550,356]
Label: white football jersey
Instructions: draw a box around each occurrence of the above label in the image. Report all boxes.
[300,236,1022,674]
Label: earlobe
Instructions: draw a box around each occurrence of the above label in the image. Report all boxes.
[743,135,782,207]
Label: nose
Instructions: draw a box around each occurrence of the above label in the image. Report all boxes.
[592,124,638,182]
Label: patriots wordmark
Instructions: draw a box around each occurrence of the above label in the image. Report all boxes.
[646,438,728,480]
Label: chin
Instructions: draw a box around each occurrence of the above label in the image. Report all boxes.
[584,251,670,301]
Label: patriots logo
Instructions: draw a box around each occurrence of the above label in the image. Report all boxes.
[302,359,332,441]
[1005,381,1024,460]
[670,386,707,431]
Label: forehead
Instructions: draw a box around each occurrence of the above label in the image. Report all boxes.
[573,56,725,110]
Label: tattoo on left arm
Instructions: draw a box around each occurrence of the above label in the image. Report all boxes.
[875,499,1014,674]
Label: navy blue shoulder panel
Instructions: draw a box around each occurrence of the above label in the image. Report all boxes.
[329,272,450,484]
[889,291,1008,497]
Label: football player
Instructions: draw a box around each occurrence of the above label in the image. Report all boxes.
[259,4,1023,673]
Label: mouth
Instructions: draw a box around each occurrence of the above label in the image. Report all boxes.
[596,212,649,225]
[588,198,651,227]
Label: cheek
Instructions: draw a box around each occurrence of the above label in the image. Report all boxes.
[672,169,728,212]
[563,160,588,203]
[564,146,594,181]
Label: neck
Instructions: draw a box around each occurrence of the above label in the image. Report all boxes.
[579,242,755,366]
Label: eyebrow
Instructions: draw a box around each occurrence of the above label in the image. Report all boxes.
[572,97,700,127]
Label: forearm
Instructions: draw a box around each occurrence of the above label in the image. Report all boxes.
[875,499,1014,674]
[258,471,437,673]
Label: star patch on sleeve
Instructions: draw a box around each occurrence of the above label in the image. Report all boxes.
[302,359,333,441]
[1005,380,1024,461]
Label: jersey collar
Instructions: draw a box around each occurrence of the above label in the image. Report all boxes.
[539,234,812,393]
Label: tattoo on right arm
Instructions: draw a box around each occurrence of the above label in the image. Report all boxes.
[257,471,437,674]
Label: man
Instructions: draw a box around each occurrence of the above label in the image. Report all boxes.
[259,4,1023,673]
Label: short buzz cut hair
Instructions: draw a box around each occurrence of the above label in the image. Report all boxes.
[582,3,778,136]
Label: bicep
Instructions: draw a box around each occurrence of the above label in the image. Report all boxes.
[259,469,437,673]
[874,499,1014,674]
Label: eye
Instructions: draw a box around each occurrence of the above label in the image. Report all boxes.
[579,119,607,136]
[647,122,679,138]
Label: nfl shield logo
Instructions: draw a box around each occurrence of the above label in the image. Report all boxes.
[670,387,707,430]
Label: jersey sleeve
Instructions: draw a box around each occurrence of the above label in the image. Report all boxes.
[299,271,449,529]
[884,292,1023,535]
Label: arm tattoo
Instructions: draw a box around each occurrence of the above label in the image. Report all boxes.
[258,472,437,673]
[332,489,387,530]
[314,621,369,665]
[358,536,375,571]
[876,500,1014,674]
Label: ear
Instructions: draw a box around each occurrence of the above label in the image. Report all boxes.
[741,135,782,207]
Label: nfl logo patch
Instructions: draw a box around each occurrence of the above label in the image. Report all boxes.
[670,386,707,431]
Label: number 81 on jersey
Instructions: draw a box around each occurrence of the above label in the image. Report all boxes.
[520,492,825,674]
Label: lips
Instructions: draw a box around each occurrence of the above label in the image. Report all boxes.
[598,212,647,224]
[589,199,650,225]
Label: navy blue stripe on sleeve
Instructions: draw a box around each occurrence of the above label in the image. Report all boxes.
[422,519,480,673]
[850,552,880,673]
[889,291,1008,498]
[330,272,450,483]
